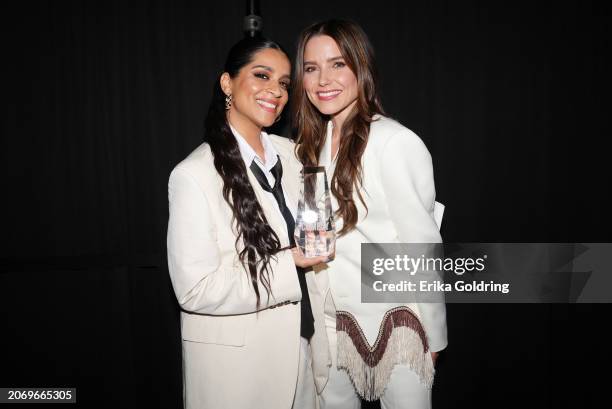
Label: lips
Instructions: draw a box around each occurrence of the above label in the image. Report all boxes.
[317,90,342,101]
[256,98,278,113]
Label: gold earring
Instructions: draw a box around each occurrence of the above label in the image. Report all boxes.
[225,94,232,110]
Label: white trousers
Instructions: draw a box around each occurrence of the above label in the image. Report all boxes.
[293,337,318,409]
[319,313,432,409]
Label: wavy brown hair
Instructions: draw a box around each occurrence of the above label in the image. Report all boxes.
[293,19,385,235]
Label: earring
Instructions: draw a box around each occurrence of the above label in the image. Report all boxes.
[225,94,232,110]
[274,115,281,124]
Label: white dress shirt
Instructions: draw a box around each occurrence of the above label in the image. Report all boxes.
[230,125,296,220]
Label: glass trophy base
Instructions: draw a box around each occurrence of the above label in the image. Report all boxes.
[295,165,336,259]
[295,229,336,258]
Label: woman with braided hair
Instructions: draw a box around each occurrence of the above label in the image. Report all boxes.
[167,36,324,409]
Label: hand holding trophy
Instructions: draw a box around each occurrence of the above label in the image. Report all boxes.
[294,166,336,262]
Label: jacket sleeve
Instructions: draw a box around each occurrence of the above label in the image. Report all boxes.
[379,129,448,352]
[167,166,300,315]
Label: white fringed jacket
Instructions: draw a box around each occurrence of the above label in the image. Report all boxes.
[307,115,447,400]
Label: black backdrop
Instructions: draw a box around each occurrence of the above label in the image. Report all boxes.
[2,0,611,408]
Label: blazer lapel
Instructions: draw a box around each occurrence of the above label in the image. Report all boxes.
[318,121,333,168]
[277,151,300,217]
[318,122,340,212]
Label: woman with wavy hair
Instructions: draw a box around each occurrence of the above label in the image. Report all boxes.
[167,36,325,409]
[293,19,447,409]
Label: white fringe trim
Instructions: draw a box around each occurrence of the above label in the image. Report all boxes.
[336,326,435,401]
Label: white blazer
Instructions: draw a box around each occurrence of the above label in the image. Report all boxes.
[167,134,311,409]
[307,115,448,396]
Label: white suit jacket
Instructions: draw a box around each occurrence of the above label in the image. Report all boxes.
[167,134,312,409]
[307,115,448,394]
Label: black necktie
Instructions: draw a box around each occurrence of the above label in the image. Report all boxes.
[249,156,315,340]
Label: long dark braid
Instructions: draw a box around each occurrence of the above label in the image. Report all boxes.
[203,38,286,307]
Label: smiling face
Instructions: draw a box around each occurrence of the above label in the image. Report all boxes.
[221,48,291,133]
[302,35,358,125]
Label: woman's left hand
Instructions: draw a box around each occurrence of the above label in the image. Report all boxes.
[291,247,329,268]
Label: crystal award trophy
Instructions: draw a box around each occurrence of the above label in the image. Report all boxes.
[294,166,336,258]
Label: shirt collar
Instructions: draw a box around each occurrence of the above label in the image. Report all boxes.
[229,124,279,171]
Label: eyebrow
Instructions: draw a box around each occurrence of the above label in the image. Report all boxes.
[251,64,291,80]
[252,64,273,71]
[303,56,344,65]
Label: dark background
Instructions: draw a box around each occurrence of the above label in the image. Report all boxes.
[1,0,611,408]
